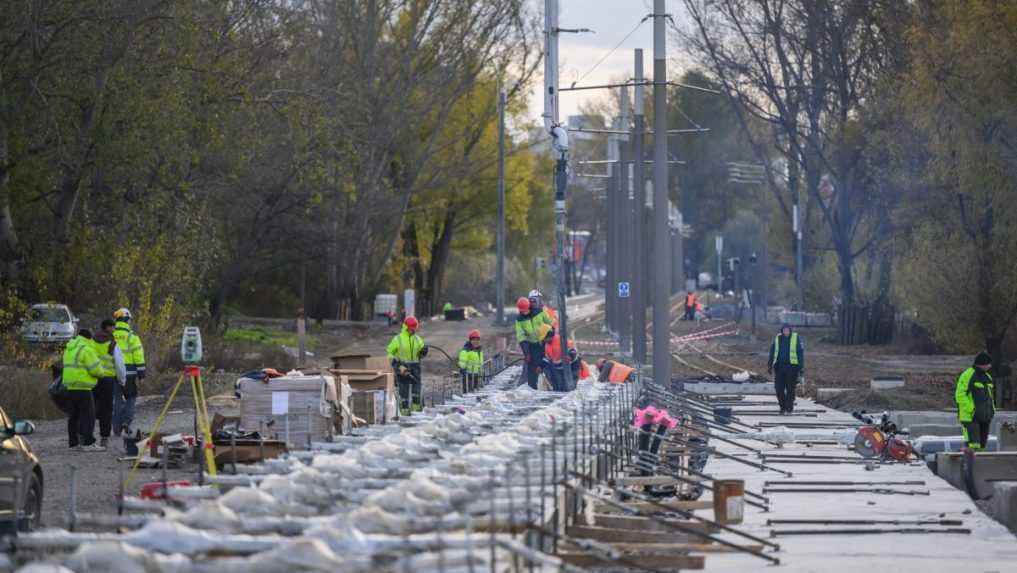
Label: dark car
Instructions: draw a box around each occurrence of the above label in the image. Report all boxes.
[0,407,43,533]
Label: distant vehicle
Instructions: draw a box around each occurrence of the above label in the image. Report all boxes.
[21,303,78,343]
[0,407,43,533]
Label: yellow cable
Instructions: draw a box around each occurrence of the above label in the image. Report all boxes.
[123,370,187,490]
[192,371,217,476]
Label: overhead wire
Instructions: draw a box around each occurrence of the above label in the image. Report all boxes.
[569,14,652,89]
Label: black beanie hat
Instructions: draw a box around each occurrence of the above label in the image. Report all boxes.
[974,351,992,366]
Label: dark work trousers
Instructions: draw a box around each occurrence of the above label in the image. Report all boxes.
[92,377,116,438]
[397,363,422,411]
[774,367,800,413]
[66,390,97,447]
[684,306,695,320]
[526,343,546,389]
[963,420,991,450]
[545,363,567,392]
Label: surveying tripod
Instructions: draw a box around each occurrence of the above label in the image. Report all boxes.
[124,366,216,489]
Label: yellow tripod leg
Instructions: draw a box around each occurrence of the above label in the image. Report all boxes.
[124,371,187,490]
[190,371,217,476]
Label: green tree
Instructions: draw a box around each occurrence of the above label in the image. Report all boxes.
[894,0,1017,365]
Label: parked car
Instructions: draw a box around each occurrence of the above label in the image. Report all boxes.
[21,303,78,343]
[0,407,43,533]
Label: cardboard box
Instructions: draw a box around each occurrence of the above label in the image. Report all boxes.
[330,369,394,392]
[238,375,339,446]
[329,352,391,371]
[330,369,396,423]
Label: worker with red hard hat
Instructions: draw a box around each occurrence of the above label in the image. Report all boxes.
[515,295,553,389]
[386,315,428,416]
[457,329,484,394]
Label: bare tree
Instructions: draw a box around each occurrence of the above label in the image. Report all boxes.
[676,0,908,306]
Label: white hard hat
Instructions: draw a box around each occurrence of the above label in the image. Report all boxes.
[113,308,132,320]
[528,289,543,299]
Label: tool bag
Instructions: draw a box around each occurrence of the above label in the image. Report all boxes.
[48,375,73,415]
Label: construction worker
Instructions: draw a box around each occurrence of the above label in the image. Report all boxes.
[386,316,427,415]
[530,289,559,327]
[112,308,146,436]
[516,296,552,389]
[542,324,589,392]
[457,329,484,393]
[62,329,105,451]
[768,324,804,415]
[956,352,995,451]
[596,358,635,384]
[90,319,127,447]
[684,291,698,321]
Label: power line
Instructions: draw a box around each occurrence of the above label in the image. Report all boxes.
[570,15,652,88]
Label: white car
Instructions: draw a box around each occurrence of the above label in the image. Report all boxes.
[21,303,78,343]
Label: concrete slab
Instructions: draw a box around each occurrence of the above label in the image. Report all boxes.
[870,377,905,390]
[695,395,1017,572]
[682,382,774,395]
[936,452,1017,499]
[988,481,1017,532]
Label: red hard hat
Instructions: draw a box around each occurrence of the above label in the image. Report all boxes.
[468,329,481,340]
[516,297,530,312]
[404,316,419,331]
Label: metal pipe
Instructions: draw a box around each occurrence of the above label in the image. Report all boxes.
[567,478,780,563]
[771,527,970,537]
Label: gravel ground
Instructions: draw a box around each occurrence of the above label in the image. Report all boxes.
[32,395,200,528]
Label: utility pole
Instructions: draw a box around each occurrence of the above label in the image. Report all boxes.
[606,141,617,334]
[716,235,723,292]
[544,0,574,389]
[631,49,647,364]
[652,0,672,385]
[618,84,631,354]
[495,82,506,326]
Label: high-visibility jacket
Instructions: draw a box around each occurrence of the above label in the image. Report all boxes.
[457,342,484,374]
[62,336,103,391]
[955,367,995,423]
[114,321,146,379]
[515,309,552,344]
[769,333,802,368]
[443,302,454,312]
[685,294,697,307]
[544,333,577,365]
[598,360,635,384]
[387,324,425,363]
[544,306,559,327]
[90,339,117,379]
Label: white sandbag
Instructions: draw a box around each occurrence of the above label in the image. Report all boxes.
[64,541,192,573]
[258,468,332,508]
[732,371,750,382]
[218,487,280,516]
[15,565,75,573]
[175,502,242,533]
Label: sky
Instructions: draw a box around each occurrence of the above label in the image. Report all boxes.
[526,0,691,124]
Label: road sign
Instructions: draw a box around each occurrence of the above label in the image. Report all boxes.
[618,281,630,298]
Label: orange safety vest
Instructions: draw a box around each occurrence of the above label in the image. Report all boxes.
[685,294,697,307]
[578,360,591,379]
[601,360,634,384]
[544,333,574,364]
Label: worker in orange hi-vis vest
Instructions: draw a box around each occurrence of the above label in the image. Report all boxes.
[595,358,635,384]
[684,291,698,321]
